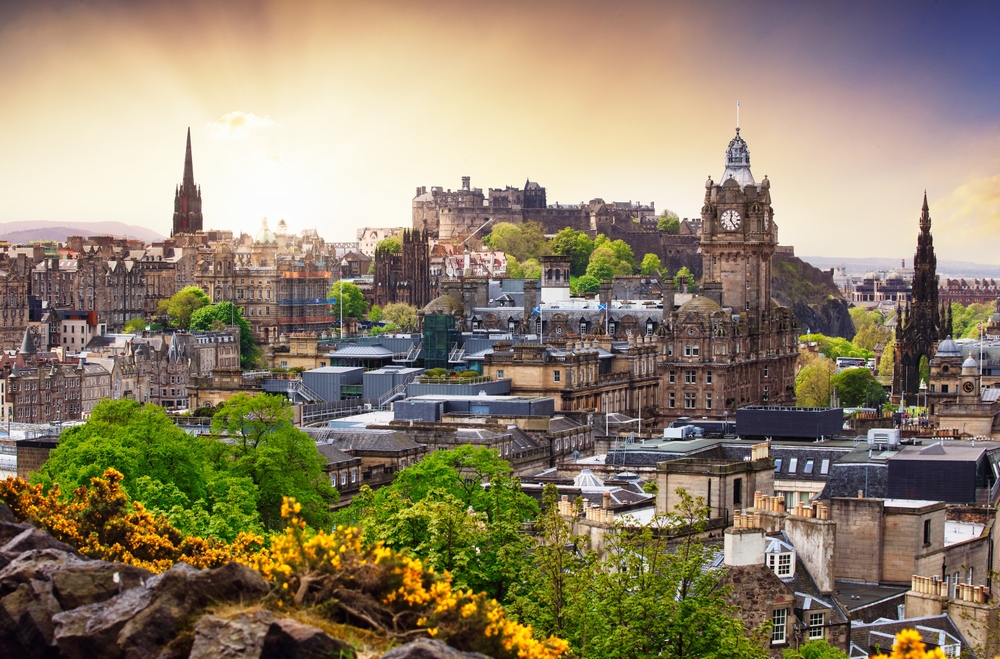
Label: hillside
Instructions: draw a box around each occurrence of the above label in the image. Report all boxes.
[0,220,166,244]
[772,253,855,340]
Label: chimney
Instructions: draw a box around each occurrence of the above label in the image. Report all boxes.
[701,281,724,308]
[462,176,470,191]
[661,278,676,322]
[723,526,766,567]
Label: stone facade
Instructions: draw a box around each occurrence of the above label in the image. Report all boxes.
[373,229,431,309]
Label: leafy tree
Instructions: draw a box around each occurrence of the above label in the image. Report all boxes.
[800,332,872,361]
[550,228,595,277]
[521,258,542,279]
[783,639,849,659]
[658,209,681,233]
[189,301,258,368]
[123,317,148,333]
[586,253,617,281]
[328,280,368,320]
[951,302,993,339]
[208,393,337,529]
[608,240,637,273]
[332,446,538,602]
[483,222,548,262]
[382,302,418,330]
[878,340,895,377]
[157,286,210,329]
[374,236,402,256]
[573,274,601,296]
[831,367,886,407]
[674,266,695,292]
[640,253,662,276]
[796,354,836,407]
[506,254,524,279]
[368,304,383,322]
[850,308,892,352]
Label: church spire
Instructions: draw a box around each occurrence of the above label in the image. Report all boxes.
[183,127,195,190]
[919,190,931,231]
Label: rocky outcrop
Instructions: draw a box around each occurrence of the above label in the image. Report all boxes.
[0,500,469,659]
[772,253,855,340]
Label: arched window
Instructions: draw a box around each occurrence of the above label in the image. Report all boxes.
[580,318,588,336]
[608,320,617,337]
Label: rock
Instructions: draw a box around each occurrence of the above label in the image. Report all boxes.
[54,561,271,659]
[0,527,77,555]
[0,520,33,544]
[0,549,83,596]
[381,638,489,659]
[0,579,64,659]
[188,610,276,659]
[0,503,15,523]
[53,585,154,659]
[51,559,152,610]
[260,617,354,659]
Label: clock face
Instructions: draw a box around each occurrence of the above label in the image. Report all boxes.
[720,209,741,231]
[963,381,975,393]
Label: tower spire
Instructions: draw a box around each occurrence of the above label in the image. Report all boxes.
[919,190,931,230]
[172,127,203,236]
[184,127,195,189]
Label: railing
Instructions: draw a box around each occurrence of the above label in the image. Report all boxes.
[392,340,422,363]
[378,383,409,409]
[242,370,270,379]
[300,399,378,426]
[417,375,493,385]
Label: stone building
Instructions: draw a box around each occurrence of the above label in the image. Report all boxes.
[0,258,30,350]
[172,128,204,236]
[373,228,430,309]
[939,278,1000,306]
[893,194,953,400]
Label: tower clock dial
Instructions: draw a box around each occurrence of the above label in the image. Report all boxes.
[720,209,742,231]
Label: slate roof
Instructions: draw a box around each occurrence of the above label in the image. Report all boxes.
[315,443,361,466]
[302,428,422,453]
[330,345,393,358]
[849,615,973,659]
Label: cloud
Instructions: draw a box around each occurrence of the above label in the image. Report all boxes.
[937,174,1000,242]
[207,111,274,139]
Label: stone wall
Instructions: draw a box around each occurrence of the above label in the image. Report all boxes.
[831,498,884,583]
[784,515,836,594]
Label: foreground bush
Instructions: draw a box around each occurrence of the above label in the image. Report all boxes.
[0,469,568,659]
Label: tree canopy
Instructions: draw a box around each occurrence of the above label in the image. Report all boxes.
[189,301,259,368]
[382,302,418,330]
[483,222,549,262]
[640,253,662,276]
[951,302,994,339]
[374,236,402,257]
[795,353,836,408]
[35,396,336,537]
[328,280,369,321]
[123,317,148,333]
[658,210,681,233]
[157,286,210,330]
[800,332,872,361]
[572,274,601,296]
[831,367,886,407]
[550,228,595,277]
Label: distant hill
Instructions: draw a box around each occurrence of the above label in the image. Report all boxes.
[0,221,166,244]
[802,255,1000,279]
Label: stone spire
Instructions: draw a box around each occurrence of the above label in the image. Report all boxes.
[172,127,204,236]
[18,328,35,355]
[183,127,195,191]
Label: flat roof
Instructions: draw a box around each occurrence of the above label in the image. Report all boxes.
[880,498,943,508]
[325,410,395,428]
[946,520,986,546]
[408,394,552,403]
[891,441,996,461]
[834,580,906,608]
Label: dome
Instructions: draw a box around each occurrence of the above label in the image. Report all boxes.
[573,469,605,488]
[886,270,903,281]
[423,294,464,315]
[863,271,878,281]
[935,336,961,357]
[963,356,978,369]
[255,217,276,244]
[678,295,723,315]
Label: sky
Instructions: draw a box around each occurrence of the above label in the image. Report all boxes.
[1,0,999,262]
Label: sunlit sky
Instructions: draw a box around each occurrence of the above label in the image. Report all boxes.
[1,1,999,261]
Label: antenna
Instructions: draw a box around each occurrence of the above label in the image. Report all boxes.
[736,100,740,130]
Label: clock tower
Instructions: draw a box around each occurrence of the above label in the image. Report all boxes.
[699,127,777,333]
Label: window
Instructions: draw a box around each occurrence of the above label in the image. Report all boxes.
[684,392,696,409]
[820,459,830,475]
[496,369,504,379]
[669,393,675,408]
[808,612,824,639]
[553,370,561,383]
[341,472,347,486]
[706,371,713,384]
[669,371,675,383]
[706,393,712,409]
[764,365,769,377]
[685,370,696,383]
[924,519,932,546]
[733,478,742,505]
[942,384,949,393]
[771,608,787,644]
[777,553,792,576]
[788,458,798,474]
[774,458,782,472]
[804,460,814,474]
[351,469,357,484]
[763,385,769,402]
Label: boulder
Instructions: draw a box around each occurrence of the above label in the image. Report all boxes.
[381,638,490,659]
[0,579,63,659]
[0,503,15,523]
[260,617,354,659]
[188,610,276,659]
[0,520,33,544]
[53,583,154,659]
[0,527,77,555]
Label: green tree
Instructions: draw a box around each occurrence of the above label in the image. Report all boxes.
[157,286,210,329]
[382,302,418,330]
[608,240,637,273]
[374,236,402,256]
[658,209,681,233]
[640,253,662,276]
[801,333,872,361]
[189,301,259,368]
[831,367,886,407]
[483,222,549,262]
[521,258,542,279]
[586,253,617,281]
[951,302,993,338]
[506,254,524,278]
[796,354,836,407]
[208,393,337,529]
[368,304,383,322]
[327,280,368,320]
[674,266,695,292]
[878,340,895,377]
[550,227,595,277]
[850,308,892,352]
[123,317,148,333]
[568,490,770,659]
[783,639,849,659]
[573,274,601,296]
